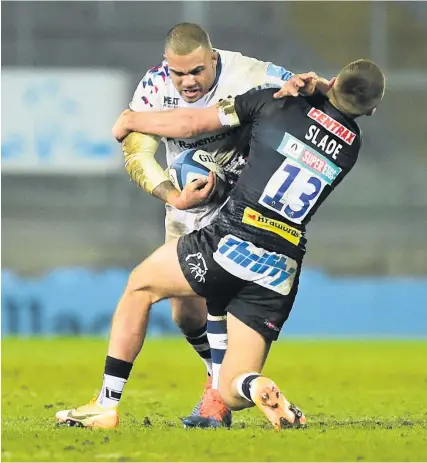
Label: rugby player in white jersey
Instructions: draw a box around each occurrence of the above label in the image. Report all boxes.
[56,22,328,429]
[118,23,325,428]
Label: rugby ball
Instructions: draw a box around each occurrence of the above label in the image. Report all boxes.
[169,149,228,202]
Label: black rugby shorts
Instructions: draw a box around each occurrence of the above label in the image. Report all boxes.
[177,224,301,341]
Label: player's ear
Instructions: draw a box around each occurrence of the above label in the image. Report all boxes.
[212,51,218,67]
[328,77,337,89]
[365,107,376,117]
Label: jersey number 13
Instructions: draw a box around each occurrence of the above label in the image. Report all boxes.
[259,160,326,224]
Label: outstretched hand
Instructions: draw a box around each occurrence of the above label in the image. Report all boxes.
[273,72,334,99]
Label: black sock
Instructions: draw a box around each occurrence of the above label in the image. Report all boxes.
[183,323,213,376]
[104,355,133,380]
[97,356,134,407]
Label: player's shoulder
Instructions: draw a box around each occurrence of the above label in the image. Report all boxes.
[217,49,269,71]
[238,85,280,105]
[233,86,282,119]
[218,49,292,80]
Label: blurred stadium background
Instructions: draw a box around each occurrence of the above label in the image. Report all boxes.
[2,1,427,338]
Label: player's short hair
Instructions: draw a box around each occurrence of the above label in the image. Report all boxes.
[334,59,385,115]
[165,22,212,55]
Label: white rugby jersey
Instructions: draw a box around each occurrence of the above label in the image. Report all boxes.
[129,49,295,234]
[130,49,294,167]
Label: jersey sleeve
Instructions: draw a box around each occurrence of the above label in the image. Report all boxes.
[126,61,170,194]
[129,62,168,112]
[263,63,294,86]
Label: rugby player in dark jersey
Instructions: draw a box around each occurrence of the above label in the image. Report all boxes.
[57,59,385,430]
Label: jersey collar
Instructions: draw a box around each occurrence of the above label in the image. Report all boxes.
[208,50,223,93]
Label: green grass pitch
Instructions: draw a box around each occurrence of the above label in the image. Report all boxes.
[2,338,427,462]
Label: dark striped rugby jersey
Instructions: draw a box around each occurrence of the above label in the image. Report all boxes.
[213,88,362,262]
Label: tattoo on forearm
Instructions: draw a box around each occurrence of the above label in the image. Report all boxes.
[122,132,167,193]
[152,181,178,203]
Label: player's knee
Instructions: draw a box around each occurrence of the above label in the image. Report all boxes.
[125,265,161,305]
[170,298,190,327]
[170,297,207,331]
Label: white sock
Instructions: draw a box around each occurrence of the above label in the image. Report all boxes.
[97,374,127,408]
[202,359,213,377]
[236,372,262,403]
[207,314,228,390]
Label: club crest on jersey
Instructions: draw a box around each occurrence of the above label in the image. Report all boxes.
[213,235,297,296]
[308,108,356,145]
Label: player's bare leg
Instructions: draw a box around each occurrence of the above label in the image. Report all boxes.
[218,313,306,430]
[170,297,212,379]
[165,216,230,427]
[170,296,207,336]
[166,218,213,377]
[107,239,196,361]
[170,296,212,378]
[170,297,211,399]
[56,238,197,428]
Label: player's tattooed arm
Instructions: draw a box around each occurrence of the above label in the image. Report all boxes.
[152,175,215,210]
[122,132,170,195]
[152,180,181,204]
[122,132,211,209]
